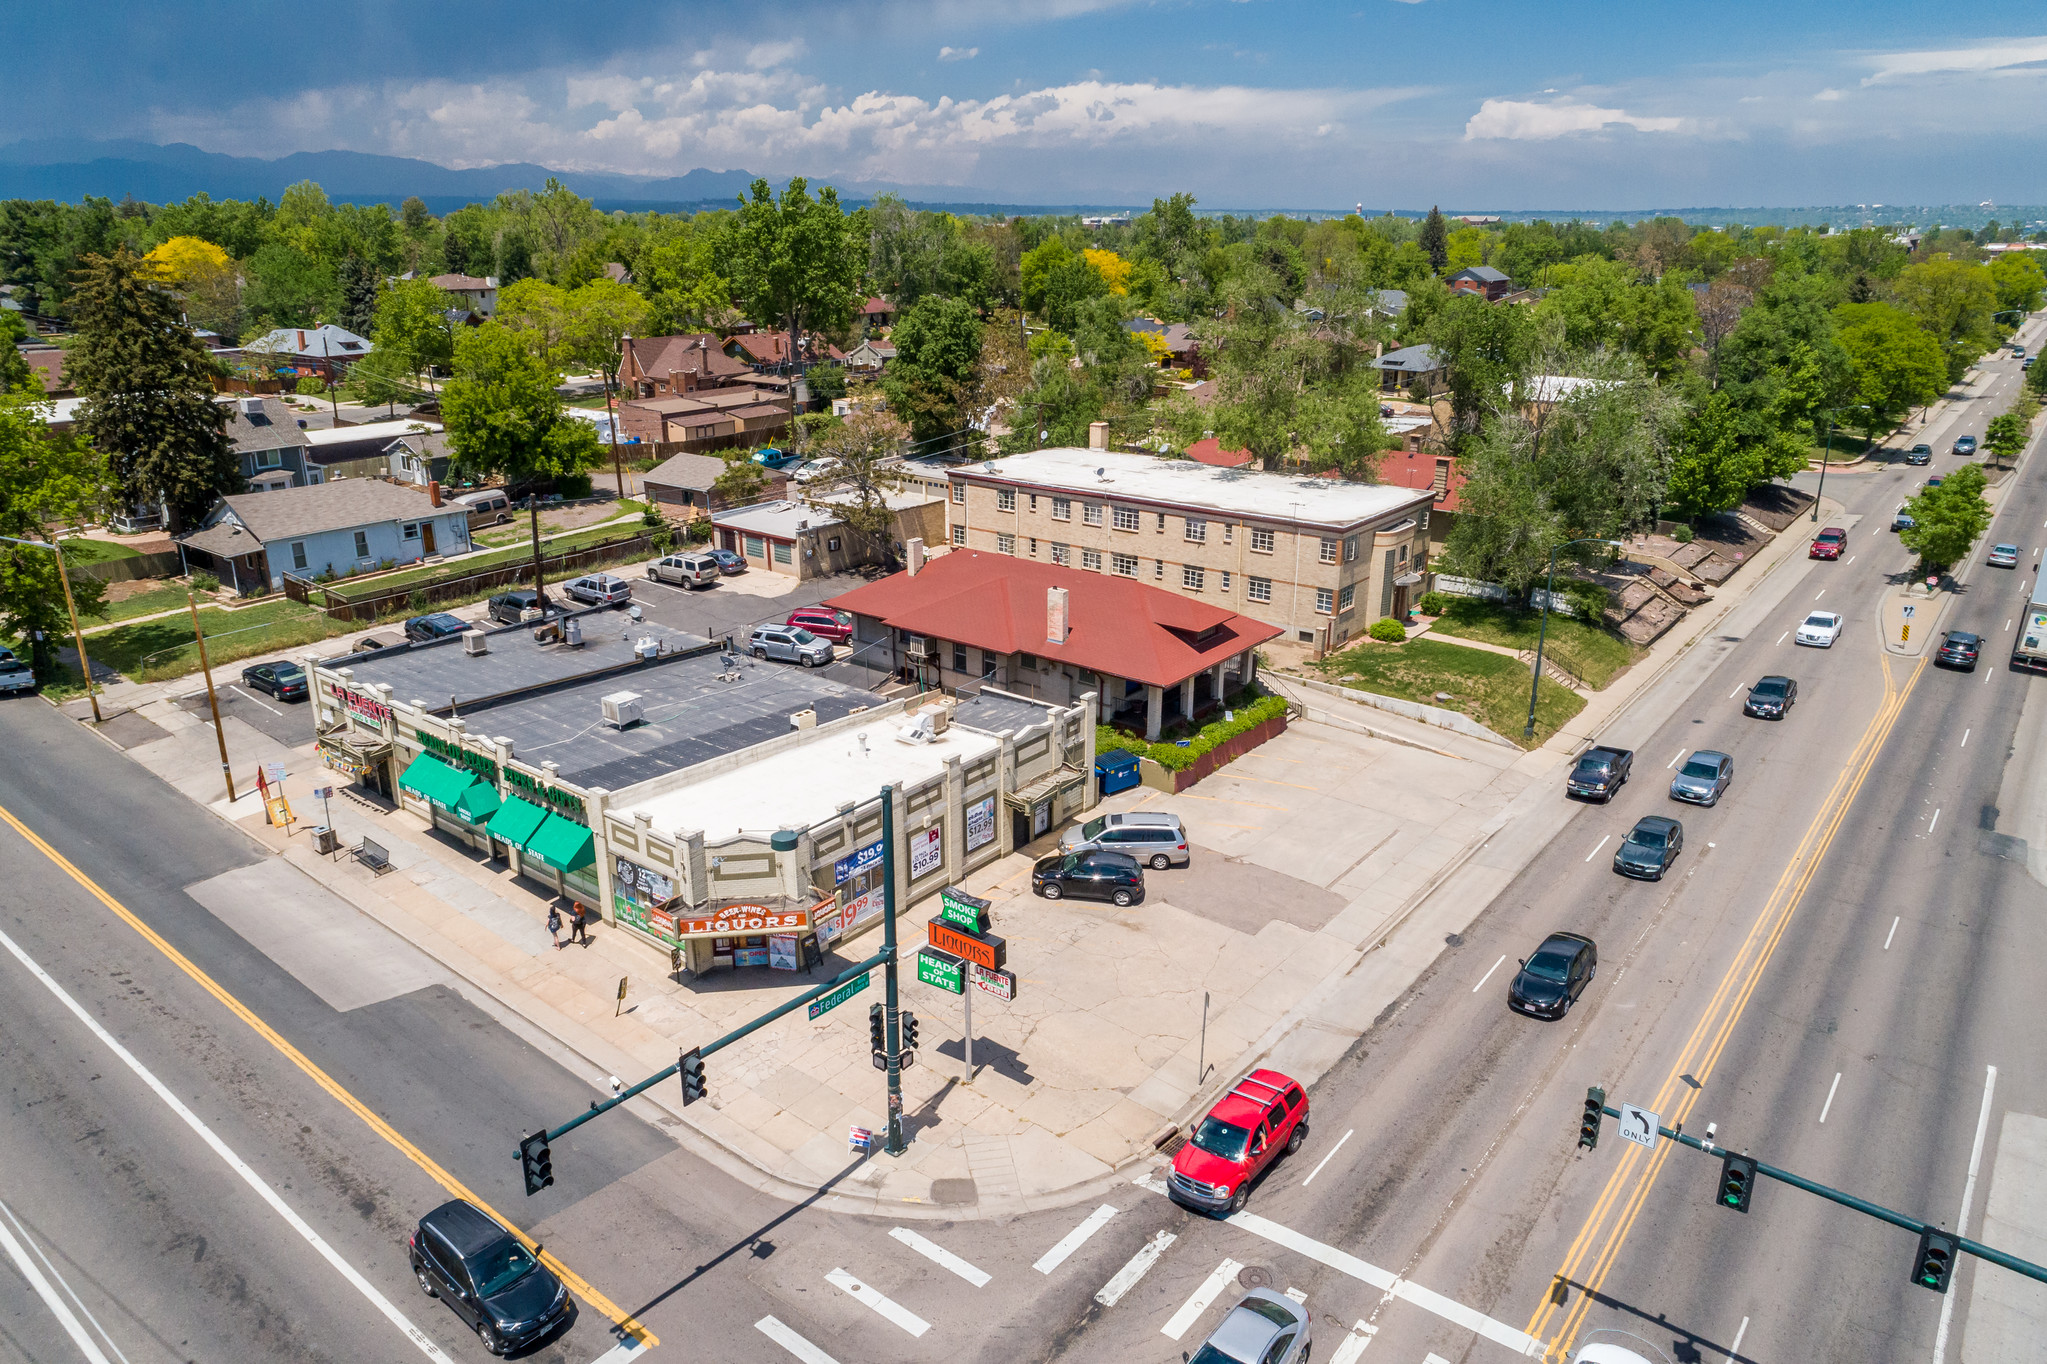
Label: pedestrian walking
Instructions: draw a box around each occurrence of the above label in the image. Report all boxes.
[547,905,563,950]
[570,901,591,947]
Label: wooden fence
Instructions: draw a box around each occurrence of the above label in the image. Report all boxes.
[287,532,662,623]
[75,551,183,584]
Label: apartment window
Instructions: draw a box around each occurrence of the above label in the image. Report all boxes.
[1320,537,1339,564]
[997,488,1016,512]
[1052,497,1071,520]
[1082,547,1102,571]
[1083,503,1103,526]
[1339,583,1356,612]
[1154,559,1164,579]
[1397,543,1409,564]
[1184,517,1206,543]
[1248,576,1272,603]
[1223,523,1234,545]
[1111,552,1138,576]
[773,540,792,565]
[1156,512,1167,532]
[1029,494,1038,512]
[744,534,765,557]
[1113,506,1140,532]
[982,650,998,677]
[953,642,968,673]
[1050,543,1070,566]
[997,532,1016,555]
[1250,527,1276,554]
[1316,587,1335,614]
[291,541,307,571]
[1182,565,1205,591]
[1419,508,1430,532]
[1219,570,1232,592]
[353,530,370,558]
[951,481,966,504]
[1029,538,1038,555]
[255,448,282,470]
[1345,537,1359,563]
[1019,652,1038,671]
[402,522,420,541]
[951,524,966,546]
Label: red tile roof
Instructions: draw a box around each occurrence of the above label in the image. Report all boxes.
[725,332,847,365]
[1183,437,1253,468]
[623,333,751,384]
[861,297,894,315]
[824,551,1281,689]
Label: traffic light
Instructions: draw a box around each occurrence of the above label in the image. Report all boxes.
[1578,1086,1606,1150]
[1718,1154,1757,1213]
[1913,1227,1958,1293]
[869,1002,887,1052]
[902,1011,920,1051]
[519,1130,554,1196]
[679,1047,706,1105]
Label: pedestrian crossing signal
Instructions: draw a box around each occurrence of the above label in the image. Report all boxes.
[1579,1086,1605,1149]
[1719,1154,1756,1213]
[1914,1227,1958,1293]
[680,1047,706,1105]
[519,1130,553,1196]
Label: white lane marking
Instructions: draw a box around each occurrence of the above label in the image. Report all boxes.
[1815,588,1825,600]
[826,1268,929,1337]
[1932,1065,1999,1364]
[1962,728,1971,748]
[889,1227,989,1287]
[1585,835,1611,862]
[1034,1205,1118,1275]
[0,925,451,1360]
[1161,1258,1244,1340]
[1303,1128,1355,1185]
[1284,1287,1306,1304]
[229,684,283,716]
[1847,556,1856,566]
[1986,668,1995,685]
[1426,1356,1454,1364]
[1929,808,1942,835]
[1730,683,1746,699]
[0,1201,130,1364]
[755,1315,841,1364]
[1820,1072,1842,1124]
[1776,631,1788,646]
[1472,956,1508,994]
[1886,917,1901,950]
[2007,619,2014,631]
[585,1337,649,1364]
[1095,1231,1176,1307]
[0,1204,113,1364]
[1726,1315,1749,1362]
[1330,1323,1376,1364]
[1667,749,1686,769]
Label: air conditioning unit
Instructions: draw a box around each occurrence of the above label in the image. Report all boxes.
[462,633,488,656]
[904,634,937,661]
[601,691,644,730]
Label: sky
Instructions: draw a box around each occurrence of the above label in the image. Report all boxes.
[8,0,2047,209]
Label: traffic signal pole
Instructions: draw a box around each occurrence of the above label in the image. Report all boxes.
[880,783,907,1156]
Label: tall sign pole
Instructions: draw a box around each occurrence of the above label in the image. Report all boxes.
[880,784,906,1155]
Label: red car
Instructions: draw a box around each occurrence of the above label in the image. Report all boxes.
[784,606,854,643]
[1168,1069,1309,1215]
[1809,527,1846,559]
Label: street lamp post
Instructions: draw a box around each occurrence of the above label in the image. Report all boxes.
[1525,537,1622,739]
[1812,413,1834,523]
[0,534,100,722]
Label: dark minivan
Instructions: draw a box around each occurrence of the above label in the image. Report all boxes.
[410,1199,572,1355]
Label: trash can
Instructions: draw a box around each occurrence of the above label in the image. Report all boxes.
[1094,749,1141,797]
[312,825,338,855]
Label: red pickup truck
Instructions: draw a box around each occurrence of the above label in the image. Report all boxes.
[1168,1069,1310,1215]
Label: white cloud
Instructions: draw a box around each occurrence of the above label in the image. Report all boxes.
[1813,88,1844,101]
[1863,36,2047,85]
[1463,97,1685,140]
[938,46,979,61]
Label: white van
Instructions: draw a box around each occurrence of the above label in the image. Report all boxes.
[454,489,512,528]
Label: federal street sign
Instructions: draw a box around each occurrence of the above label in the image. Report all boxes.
[928,917,1007,971]
[1618,1103,1659,1149]
[938,885,992,933]
[806,971,870,1020]
[970,963,1016,1002]
[917,946,966,994]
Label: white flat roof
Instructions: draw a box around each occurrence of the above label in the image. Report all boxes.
[957,447,1434,531]
[303,419,442,447]
[622,715,1002,844]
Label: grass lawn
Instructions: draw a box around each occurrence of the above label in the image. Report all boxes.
[1312,636,1584,748]
[1424,599,1643,689]
[61,537,143,563]
[84,582,202,626]
[1810,433,1874,463]
[81,599,360,684]
[322,521,654,599]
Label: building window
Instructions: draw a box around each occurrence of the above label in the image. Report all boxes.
[1154,559,1164,579]
[1052,497,1071,520]
[1029,494,1038,512]
[744,534,765,558]
[353,530,370,558]
[1344,537,1358,563]
[1050,543,1070,566]
[255,448,281,470]
[828,536,842,552]
[1113,506,1140,532]
[997,488,1016,512]
[1249,576,1272,603]
[1250,527,1275,554]
[1339,583,1356,612]
[1185,517,1206,543]
[951,482,966,504]
[1111,552,1138,576]
[1082,547,1102,571]
[1223,523,1234,544]
[1027,538,1038,556]
[996,532,1016,555]
[1419,508,1430,532]
[982,650,997,676]
[1316,587,1335,614]
[1220,570,1231,592]
[1155,512,1167,531]
[1083,503,1103,526]
[1182,565,1204,591]
[402,522,420,540]
[291,541,307,570]
[1320,538,1338,564]
[773,540,792,565]
[1019,652,1037,671]
[953,642,967,672]
[951,524,966,545]
[1397,542,1409,564]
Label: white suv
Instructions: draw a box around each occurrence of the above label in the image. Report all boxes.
[1060,811,1191,868]
[647,554,721,588]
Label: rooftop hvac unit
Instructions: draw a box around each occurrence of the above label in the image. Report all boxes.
[601,691,644,730]
[635,636,660,660]
[462,633,488,656]
[564,617,583,648]
[240,396,264,416]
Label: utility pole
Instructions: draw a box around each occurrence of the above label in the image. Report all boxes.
[187,590,236,801]
[607,335,628,503]
[1,534,100,722]
[528,494,549,609]
[880,783,907,1155]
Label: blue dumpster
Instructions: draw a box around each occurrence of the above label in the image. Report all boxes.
[1095,748,1141,796]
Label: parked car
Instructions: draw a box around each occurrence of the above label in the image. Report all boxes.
[1566,746,1633,802]
[648,553,722,589]
[0,651,36,696]
[1168,1069,1309,1216]
[1668,750,1734,806]
[1937,631,1982,671]
[1613,815,1684,880]
[452,489,513,528]
[1795,611,1844,647]
[1988,543,2021,569]
[1893,508,1917,532]
[1744,675,1797,719]
[352,635,396,653]
[709,548,747,575]
[240,661,308,702]
[404,613,473,643]
[1187,1289,1313,1364]
[784,605,854,643]
[1059,811,1191,869]
[487,589,558,625]
[748,624,833,667]
[1508,932,1598,1019]
[1954,435,1978,456]
[409,1199,573,1356]
[1031,849,1145,905]
[563,574,632,607]
[1809,527,1847,559]
[1905,443,1933,466]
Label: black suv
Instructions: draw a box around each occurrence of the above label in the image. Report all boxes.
[410,1200,572,1355]
[1937,631,1981,671]
[1032,850,1145,906]
[404,612,473,643]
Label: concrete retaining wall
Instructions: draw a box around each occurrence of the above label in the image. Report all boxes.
[1279,673,1519,748]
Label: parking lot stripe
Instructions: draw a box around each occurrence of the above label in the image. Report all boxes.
[1161,1258,1244,1340]
[755,1315,841,1363]
[1035,1205,1118,1275]
[1095,1231,1176,1307]
[889,1227,989,1286]
[826,1269,930,1337]
[230,684,282,716]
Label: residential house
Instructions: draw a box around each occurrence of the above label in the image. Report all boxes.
[843,338,897,371]
[603,263,633,285]
[825,550,1278,740]
[224,396,315,490]
[617,390,791,449]
[244,324,374,381]
[302,419,445,480]
[723,332,846,371]
[386,430,454,486]
[429,273,499,317]
[176,480,473,595]
[1373,400,1461,546]
[1447,266,1515,301]
[859,297,895,335]
[1371,343,1446,396]
[945,446,1436,643]
[1122,318,1205,375]
[712,492,945,580]
[619,333,751,399]
[641,451,788,522]
[21,347,68,396]
[1369,289,1409,320]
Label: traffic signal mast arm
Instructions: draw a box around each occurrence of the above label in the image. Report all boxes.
[1591,1101,2047,1286]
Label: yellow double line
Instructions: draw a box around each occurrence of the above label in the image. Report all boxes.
[0,802,657,1349]
[1525,653,1923,1358]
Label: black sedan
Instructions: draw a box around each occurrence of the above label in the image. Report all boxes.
[1032,850,1145,906]
[410,1199,573,1355]
[1508,932,1597,1020]
[1743,675,1797,719]
[404,612,474,642]
[1613,815,1684,880]
[1937,631,1982,671]
[239,660,308,701]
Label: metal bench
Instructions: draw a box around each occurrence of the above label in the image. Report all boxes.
[355,836,393,876]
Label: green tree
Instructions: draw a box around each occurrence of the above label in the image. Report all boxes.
[1899,463,1990,569]
[1426,292,1538,451]
[336,255,380,336]
[1990,253,2046,318]
[439,322,603,489]
[883,294,984,453]
[801,409,912,563]
[1984,410,2029,467]
[866,195,998,311]
[1419,206,1450,273]
[67,249,237,532]
[241,241,335,329]
[727,177,863,421]
[1895,257,1999,380]
[371,276,457,392]
[710,453,769,509]
[1834,301,1947,438]
[0,390,111,673]
[562,279,650,494]
[0,309,33,392]
[1665,390,1758,518]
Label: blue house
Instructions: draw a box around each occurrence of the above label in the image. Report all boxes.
[176,480,474,595]
[225,395,316,491]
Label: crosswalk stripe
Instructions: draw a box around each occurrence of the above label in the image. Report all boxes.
[826,1269,931,1338]
[890,1227,990,1286]
[1095,1230,1176,1307]
[1161,1258,1244,1340]
[1328,1322,1374,1364]
[755,1315,842,1364]
[1034,1204,1119,1275]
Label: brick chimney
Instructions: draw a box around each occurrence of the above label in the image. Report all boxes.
[1087,420,1109,450]
[1047,586,1069,644]
[427,480,442,507]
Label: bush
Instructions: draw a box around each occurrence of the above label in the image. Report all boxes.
[685,519,714,543]
[641,510,663,527]
[1416,591,1449,616]
[190,571,220,594]
[294,375,326,396]
[1097,689,1289,772]
[1368,617,1408,643]
[555,473,594,499]
[408,588,428,614]
[806,365,848,401]
[1558,578,1612,623]
[1672,525,1695,543]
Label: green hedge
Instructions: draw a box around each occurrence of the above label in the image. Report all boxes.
[1098,691,1289,772]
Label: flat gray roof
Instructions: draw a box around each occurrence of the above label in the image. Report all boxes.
[331,613,708,711]
[952,687,1059,736]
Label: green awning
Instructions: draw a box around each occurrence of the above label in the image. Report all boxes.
[523,813,595,873]
[399,753,470,807]
[451,780,502,823]
[484,795,549,846]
